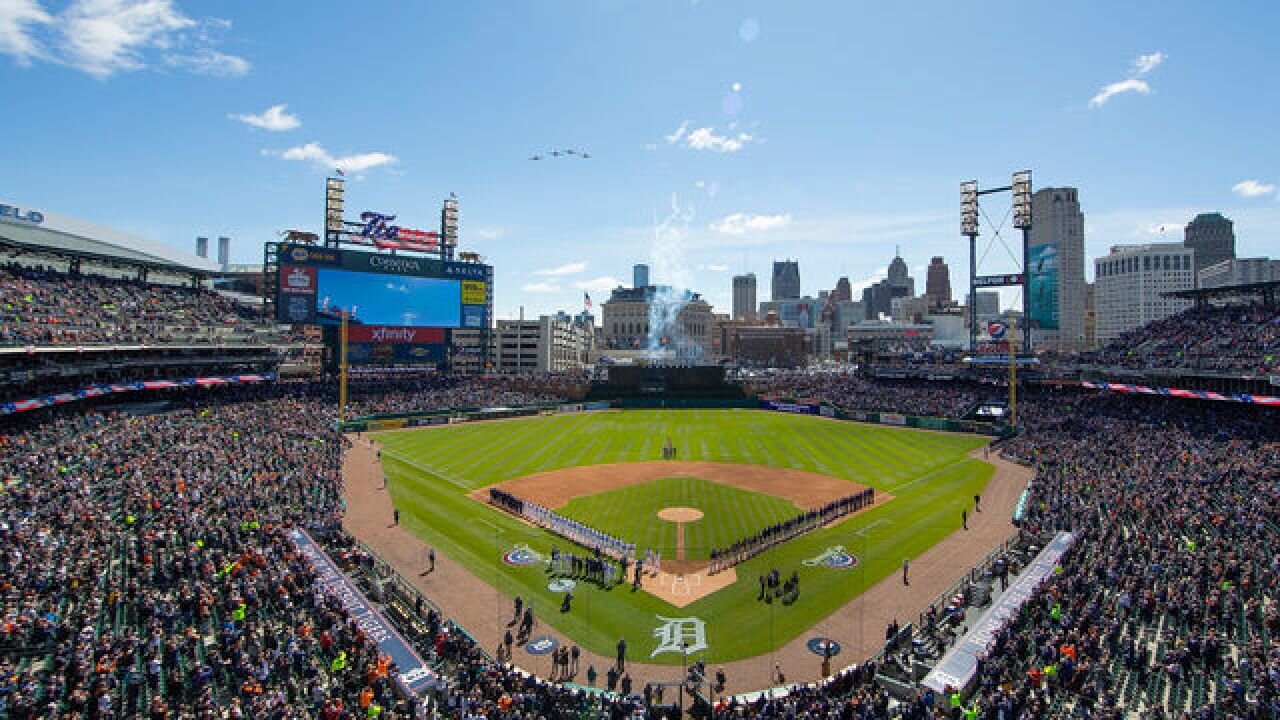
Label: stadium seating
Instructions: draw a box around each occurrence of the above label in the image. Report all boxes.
[0,264,290,347]
[1085,302,1280,374]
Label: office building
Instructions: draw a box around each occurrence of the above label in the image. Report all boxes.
[771,260,800,301]
[732,273,757,320]
[1183,213,1235,278]
[925,257,951,309]
[831,276,853,303]
[600,285,713,358]
[861,251,914,320]
[494,315,592,373]
[1029,187,1087,351]
[633,264,650,289]
[1094,243,1195,344]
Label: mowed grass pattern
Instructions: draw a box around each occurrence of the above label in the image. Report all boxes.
[558,477,799,562]
[374,409,993,663]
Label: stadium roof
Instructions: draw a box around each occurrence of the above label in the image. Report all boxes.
[1163,280,1280,303]
[0,201,221,274]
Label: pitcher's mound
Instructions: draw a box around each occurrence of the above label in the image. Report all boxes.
[657,507,704,522]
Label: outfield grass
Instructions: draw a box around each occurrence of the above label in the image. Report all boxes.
[374,409,991,664]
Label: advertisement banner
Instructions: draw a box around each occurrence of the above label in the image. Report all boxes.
[461,305,487,329]
[346,342,444,365]
[761,401,819,415]
[880,412,907,426]
[280,265,317,295]
[345,326,445,344]
[278,242,488,280]
[0,374,275,416]
[923,532,1075,695]
[1028,243,1059,330]
[461,280,486,305]
[289,529,436,695]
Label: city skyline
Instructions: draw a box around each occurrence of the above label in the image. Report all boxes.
[2,3,1279,321]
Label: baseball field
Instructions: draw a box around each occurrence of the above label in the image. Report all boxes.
[373,408,992,664]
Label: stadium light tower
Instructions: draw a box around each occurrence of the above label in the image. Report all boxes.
[1008,167,1029,425]
[961,181,978,351]
[962,171,1034,354]
[1012,170,1033,355]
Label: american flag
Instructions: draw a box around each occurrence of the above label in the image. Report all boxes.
[584,292,592,308]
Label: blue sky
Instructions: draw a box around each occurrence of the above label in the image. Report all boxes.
[3,1,1279,320]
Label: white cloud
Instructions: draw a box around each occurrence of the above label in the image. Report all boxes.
[1133,51,1165,76]
[168,46,247,76]
[702,264,729,272]
[230,104,300,131]
[665,120,689,145]
[1090,51,1164,108]
[1089,78,1150,108]
[0,0,53,64]
[474,226,505,241]
[521,281,561,293]
[709,212,792,235]
[1232,180,1276,198]
[266,142,398,174]
[0,1,247,78]
[572,276,623,293]
[685,126,753,153]
[534,261,587,277]
[60,0,194,77]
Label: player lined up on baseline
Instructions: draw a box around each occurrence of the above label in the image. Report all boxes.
[489,487,636,560]
[708,487,874,573]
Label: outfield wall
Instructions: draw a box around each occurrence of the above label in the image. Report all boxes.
[340,401,611,431]
[759,399,1011,437]
[342,398,1010,439]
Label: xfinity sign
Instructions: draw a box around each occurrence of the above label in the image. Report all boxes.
[0,205,44,225]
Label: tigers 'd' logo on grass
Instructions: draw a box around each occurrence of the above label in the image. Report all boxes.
[802,545,858,569]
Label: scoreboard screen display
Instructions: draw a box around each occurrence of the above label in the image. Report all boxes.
[275,243,489,331]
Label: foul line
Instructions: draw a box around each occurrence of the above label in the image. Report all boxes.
[378,449,473,492]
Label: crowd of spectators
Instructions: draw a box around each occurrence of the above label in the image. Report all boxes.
[750,371,1000,420]
[343,375,569,417]
[1084,302,1280,374]
[0,265,286,347]
[738,372,1280,718]
[948,388,1280,718]
[0,387,426,718]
